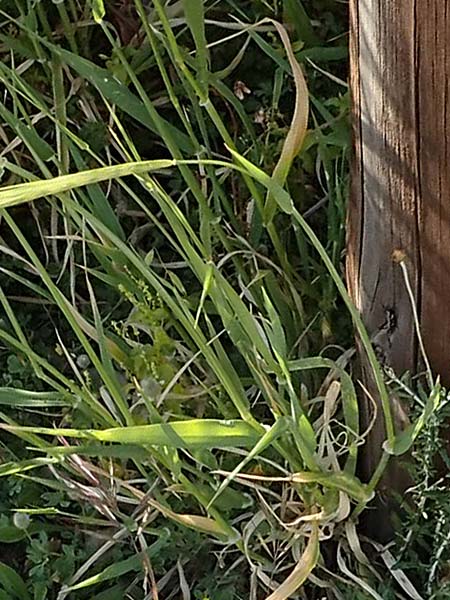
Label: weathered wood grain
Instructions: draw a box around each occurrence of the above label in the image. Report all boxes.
[349,0,450,509]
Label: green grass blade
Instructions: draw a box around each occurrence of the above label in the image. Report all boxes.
[0,160,175,208]
[0,388,69,407]
[47,45,194,152]
[387,383,442,456]
[283,0,317,47]
[63,535,170,592]
[2,419,261,448]
[182,0,209,99]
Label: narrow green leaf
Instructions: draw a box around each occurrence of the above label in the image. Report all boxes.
[90,586,126,600]
[261,288,287,359]
[0,103,54,163]
[65,534,169,591]
[283,0,317,47]
[48,46,194,153]
[71,146,125,240]
[194,262,214,327]
[182,0,209,98]
[0,388,68,407]
[385,383,442,456]
[0,457,59,477]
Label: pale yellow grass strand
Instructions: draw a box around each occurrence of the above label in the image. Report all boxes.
[265,521,319,600]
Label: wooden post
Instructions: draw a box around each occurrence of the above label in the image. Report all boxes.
[348,0,450,513]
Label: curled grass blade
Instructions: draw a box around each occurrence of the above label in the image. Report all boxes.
[270,20,309,186]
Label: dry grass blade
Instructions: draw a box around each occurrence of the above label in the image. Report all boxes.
[337,543,385,600]
[270,20,309,186]
[145,497,235,540]
[262,18,309,224]
[265,521,319,599]
[370,540,423,600]
[216,469,373,503]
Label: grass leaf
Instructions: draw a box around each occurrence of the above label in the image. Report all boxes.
[266,521,319,599]
[2,419,261,449]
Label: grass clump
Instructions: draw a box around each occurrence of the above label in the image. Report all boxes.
[0,0,444,598]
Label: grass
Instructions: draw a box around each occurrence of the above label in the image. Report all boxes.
[0,0,446,598]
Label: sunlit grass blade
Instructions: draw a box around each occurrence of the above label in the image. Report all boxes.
[0,160,175,208]
[2,419,261,448]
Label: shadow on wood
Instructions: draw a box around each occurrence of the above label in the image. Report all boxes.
[348,0,450,538]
